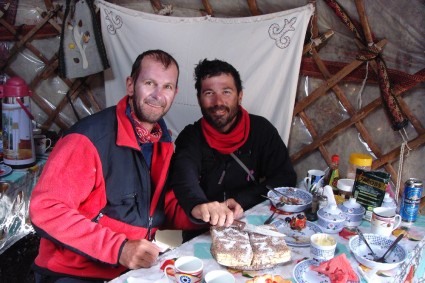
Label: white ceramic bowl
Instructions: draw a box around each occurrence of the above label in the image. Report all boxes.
[349,233,407,270]
[267,187,312,213]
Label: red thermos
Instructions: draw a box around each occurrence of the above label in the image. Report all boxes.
[0,77,36,168]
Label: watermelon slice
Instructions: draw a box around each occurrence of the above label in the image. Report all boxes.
[310,254,358,283]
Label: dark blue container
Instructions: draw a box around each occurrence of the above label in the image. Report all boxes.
[400,178,423,222]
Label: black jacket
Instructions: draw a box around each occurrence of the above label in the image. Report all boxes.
[169,114,297,241]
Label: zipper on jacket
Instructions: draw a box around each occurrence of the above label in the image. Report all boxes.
[218,161,230,185]
[147,216,153,241]
[93,212,104,223]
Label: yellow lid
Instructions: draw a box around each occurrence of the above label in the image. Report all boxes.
[349,153,373,167]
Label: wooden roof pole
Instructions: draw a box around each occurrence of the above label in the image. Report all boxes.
[150,0,163,11]
[354,0,373,44]
[201,0,214,16]
[246,0,262,16]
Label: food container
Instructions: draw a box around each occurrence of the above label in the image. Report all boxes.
[347,153,372,179]
[317,204,346,234]
[267,187,312,213]
[337,179,355,200]
[338,198,365,227]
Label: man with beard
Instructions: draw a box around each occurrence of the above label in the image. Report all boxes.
[169,59,297,242]
[29,50,233,282]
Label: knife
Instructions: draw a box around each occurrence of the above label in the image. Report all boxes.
[232,220,286,237]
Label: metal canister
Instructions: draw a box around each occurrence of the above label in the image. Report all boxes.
[400,178,423,222]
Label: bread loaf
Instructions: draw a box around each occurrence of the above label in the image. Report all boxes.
[210,225,291,270]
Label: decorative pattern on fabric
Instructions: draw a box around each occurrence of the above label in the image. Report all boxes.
[201,107,250,155]
[324,0,408,131]
[59,0,110,79]
[131,111,162,144]
[268,17,296,49]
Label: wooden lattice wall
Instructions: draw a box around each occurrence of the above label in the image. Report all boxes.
[0,0,102,132]
[1,0,424,202]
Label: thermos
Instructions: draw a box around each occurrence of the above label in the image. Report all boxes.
[0,77,36,168]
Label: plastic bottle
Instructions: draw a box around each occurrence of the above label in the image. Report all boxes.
[328,154,340,193]
[381,192,397,212]
[347,153,372,179]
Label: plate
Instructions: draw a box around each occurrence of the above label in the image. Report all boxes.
[293,259,359,283]
[0,164,12,177]
[293,259,331,283]
[272,219,322,247]
[267,187,312,213]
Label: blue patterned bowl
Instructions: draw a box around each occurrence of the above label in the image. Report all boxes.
[267,187,312,213]
[317,204,346,233]
[349,233,407,270]
[338,198,365,227]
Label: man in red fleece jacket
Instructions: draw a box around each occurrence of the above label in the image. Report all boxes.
[30,50,243,283]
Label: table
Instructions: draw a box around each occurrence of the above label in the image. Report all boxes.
[110,200,425,283]
[0,155,47,255]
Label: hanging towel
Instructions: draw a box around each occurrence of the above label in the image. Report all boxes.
[59,0,109,79]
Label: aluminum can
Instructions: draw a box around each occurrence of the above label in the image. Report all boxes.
[400,178,423,222]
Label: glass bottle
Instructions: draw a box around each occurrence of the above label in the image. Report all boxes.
[328,154,340,193]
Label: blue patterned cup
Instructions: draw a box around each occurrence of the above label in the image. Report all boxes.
[310,233,336,261]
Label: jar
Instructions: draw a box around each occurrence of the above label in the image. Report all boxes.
[347,153,372,179]
[337,178,355,200]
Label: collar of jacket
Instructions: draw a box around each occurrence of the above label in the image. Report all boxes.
[115,96,172,149]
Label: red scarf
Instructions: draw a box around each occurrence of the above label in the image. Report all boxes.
[130,111,162,144]
[201,106,250,154]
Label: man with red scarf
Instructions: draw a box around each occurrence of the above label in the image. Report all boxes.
[170,59,297,242]
[29,51,231,282]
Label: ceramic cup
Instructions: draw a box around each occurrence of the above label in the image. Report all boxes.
[204,270,235,283]
[371,207,402,237]
[163,256,203,283]
[303,169,325,192]
[34,134,52,155]
[310,233,337,261]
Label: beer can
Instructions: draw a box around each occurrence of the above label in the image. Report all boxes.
[400,178,423,222]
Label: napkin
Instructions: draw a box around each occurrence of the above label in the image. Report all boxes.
[323,185,337,206]
[310,254,358,283]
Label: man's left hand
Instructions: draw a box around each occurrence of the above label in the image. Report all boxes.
[191,199,243,226]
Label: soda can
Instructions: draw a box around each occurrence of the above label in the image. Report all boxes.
[400,178,423,222]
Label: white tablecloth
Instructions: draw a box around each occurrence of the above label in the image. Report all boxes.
[110,201,425,283]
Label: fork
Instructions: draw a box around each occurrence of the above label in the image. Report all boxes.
[263,211,277,224]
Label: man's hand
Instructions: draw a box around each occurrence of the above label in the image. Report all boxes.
[191,198,244,226]
[119,239,161,269]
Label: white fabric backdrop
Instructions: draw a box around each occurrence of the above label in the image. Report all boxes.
[97,0,313,143]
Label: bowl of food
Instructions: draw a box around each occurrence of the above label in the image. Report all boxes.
[348,233,407,270]
[266,187,312,213]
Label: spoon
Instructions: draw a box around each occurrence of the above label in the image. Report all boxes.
[356,228,379,260]
[375,234,404,263]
